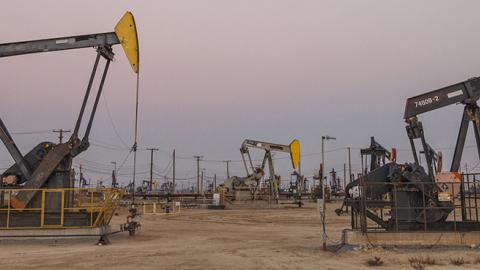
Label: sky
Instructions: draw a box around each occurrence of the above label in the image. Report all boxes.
[1,1,480,190]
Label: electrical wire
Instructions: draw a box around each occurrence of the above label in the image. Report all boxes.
[10,130,52,135]
[102,94,130,148]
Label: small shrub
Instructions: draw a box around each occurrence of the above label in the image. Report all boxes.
[366,256,384,267]
[408,256,437,266]
[450,257,467,266]
[409,262,424,270]
[408,255,440,270]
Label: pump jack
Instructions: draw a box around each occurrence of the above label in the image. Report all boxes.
[0,12,138,228]
[404,77,480,175]
[339,77,480,231]
[239,139,301,204]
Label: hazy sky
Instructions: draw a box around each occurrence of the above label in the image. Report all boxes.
[2,1,480,188]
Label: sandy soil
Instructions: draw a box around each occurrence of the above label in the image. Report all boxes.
[0,201,478,270]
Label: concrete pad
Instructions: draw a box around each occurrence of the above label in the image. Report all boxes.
[0,225,111,242]
[343,229,480,247]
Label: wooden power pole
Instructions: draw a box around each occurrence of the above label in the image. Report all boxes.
[193,155,203,194]
[347,147,352,183]
[147,148,159,191]
[52,129,71,143]
[172,149,176,194]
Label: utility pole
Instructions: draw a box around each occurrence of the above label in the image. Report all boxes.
[147,148,159,191]
[343,163,346,191]
[52,129,71,143]
[193,155,203,194]
[321,135,336,251]
[223,160,231,178]
[201,169,205,194]
[164,175,167,189]
[347,147,352,183]
[298,158,302,179]
[79,164,83,187]
[172,149,176,194]
[111,161,117,188]
[214,173,217,192]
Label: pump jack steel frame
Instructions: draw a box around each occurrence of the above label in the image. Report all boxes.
[240,139,300,204]
[0,12,138,229]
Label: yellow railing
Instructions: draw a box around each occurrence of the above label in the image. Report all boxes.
[0,188,124,229]
[142,201,181,216]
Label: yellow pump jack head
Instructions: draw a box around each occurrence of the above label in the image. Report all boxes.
[115,11,139,74]
[289,139,301,170]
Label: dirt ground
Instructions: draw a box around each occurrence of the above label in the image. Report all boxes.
[0,201,478,270]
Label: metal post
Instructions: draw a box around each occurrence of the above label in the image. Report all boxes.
[111,161,117,173]
[147,148,159,191]
[173,149,176,193]
[460,175,466,221]
[224,160,231,178]
[347,147,352,183]
[193,156,203,194]
[453,182,457,232]
[360,153,364,176]
[321,135,336,251]
[79,164,83,188]
[111,161,117,188]
[201,169,204,195]
[321,137,326,250]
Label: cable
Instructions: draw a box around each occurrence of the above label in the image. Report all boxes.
[102,94,130,148]
[132,71,140,204]
[91,138,130,150]
[90,142,129,152]
[10,130,52,135]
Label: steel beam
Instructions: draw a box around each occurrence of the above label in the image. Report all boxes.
[404,81,469,119]
[451,107,470,172]
[0,118,31,179]
[0,32,119,58]
[72,52,101,140]
[11,143,71,209]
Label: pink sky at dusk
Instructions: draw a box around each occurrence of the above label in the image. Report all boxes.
[1,1,480,187]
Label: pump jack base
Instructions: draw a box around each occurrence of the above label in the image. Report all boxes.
[0,225,111,244]
[342,229,480,247]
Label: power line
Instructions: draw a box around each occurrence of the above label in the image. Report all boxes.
[52,129,71,143]
[102,94,130,148]
[10,130,52,135]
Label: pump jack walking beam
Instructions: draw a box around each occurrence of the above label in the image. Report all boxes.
[404,77,480,173]
[0,33,119,57]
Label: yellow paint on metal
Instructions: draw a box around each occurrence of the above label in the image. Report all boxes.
[289,139,301,169]
[114,11,139,73]
[3,188,124,229]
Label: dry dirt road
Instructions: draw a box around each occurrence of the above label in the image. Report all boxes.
[0,202,478,270]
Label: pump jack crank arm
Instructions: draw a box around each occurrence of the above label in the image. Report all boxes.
[11,143,71,209]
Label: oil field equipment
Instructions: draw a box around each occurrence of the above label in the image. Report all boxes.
[339,77,480,231]
[221,139,300,204]
[0,12,138,233]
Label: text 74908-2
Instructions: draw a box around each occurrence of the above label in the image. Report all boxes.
[414,96,439,107]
